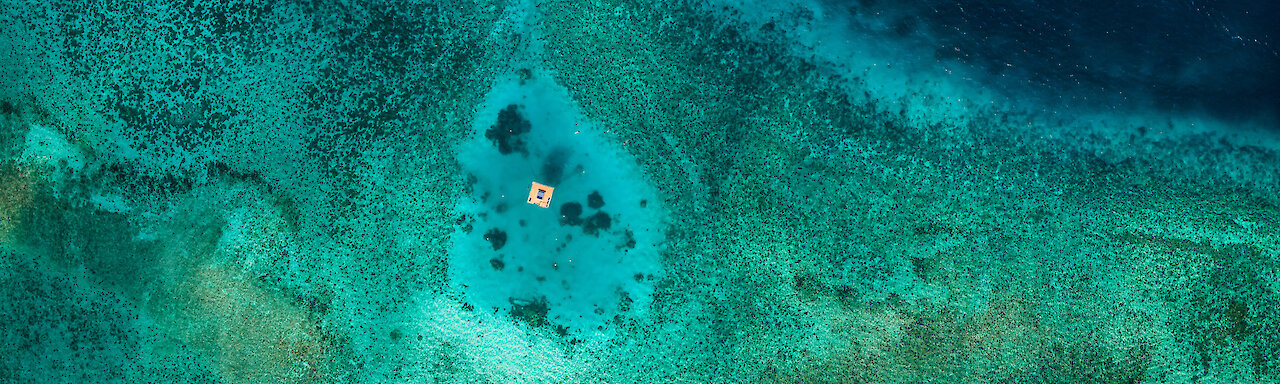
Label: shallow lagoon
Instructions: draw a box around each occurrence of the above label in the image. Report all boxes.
[1,1,1278,382]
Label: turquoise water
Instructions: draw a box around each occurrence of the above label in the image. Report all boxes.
[1,1,1278,383]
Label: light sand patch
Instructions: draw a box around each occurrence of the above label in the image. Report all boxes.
[158,261,336,384]
[0,162,34,243]
[142,185,340,384]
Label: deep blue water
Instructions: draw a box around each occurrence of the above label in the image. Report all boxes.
[837,0,1280,121]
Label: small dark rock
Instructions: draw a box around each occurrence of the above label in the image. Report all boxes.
[621,229,636,249]
[489,258,505,271]
[618,292,633,312]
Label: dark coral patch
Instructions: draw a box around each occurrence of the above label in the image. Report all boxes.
[583,212,611,235]
[559,202,583,225]
[489,258,505,271]
[542,146,571,185]
[484,104,531,154]
[484,228,507,250]
[509,297,550,327]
